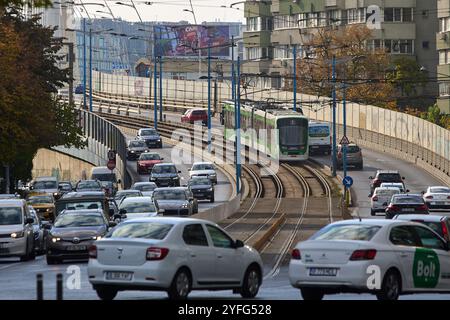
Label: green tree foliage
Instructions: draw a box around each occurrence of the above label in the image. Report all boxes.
[386,57,428,97]
[0,6,85,183]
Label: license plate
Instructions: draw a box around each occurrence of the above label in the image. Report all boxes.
[67,245,87,251]
[402,208,415,212]
[196,193,204,197]
[309,268,338,276]
[105,271,133,281]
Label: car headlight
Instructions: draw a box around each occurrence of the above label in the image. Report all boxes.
[181,204,189,208]
[207,188,213,192]
[150,177,156,181]
[53,192,59,197]
[11,231,24,238]
[130,150,135,153]
[172,177,179,180]
[51,236,61,243]
[157,138,161,141]
[46,208,52,212]
[209,173,217,177]
[92,236,102,240]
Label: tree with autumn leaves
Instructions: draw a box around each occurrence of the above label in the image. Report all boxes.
[0,4,85,191]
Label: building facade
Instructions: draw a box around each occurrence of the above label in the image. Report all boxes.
[243,0,439,110]
[437,0,450,113]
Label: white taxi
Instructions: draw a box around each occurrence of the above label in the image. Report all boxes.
[423,186,450,210]
[370,187,401,216]
[289,219,450,300]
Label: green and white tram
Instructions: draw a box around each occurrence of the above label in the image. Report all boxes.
[221,100,309,161]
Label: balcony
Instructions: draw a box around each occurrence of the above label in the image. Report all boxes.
[244,0,272,18]
[437,32,450,50]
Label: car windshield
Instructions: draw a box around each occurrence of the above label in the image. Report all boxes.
[311,224,381,241]
[375,189,399,197]
[121,202,156,213]
[60,201,103,211]
[130,141,146,148]
[133,184,156,192]
[28,196,53,204]
[189,178,211,186]
[430,187,450,193]
[153,190,187,200]
[33,181,57,189]
[59,183,72,191]
[152,165,177,174]
[140,153,161,161]
[192,164,214,171]
[377,173,401,182]
[347,145,360,153]
[393,196,423,204]
[0,207,22,225]
[54,213,104,228]
[309,125,329,137]
[115,191,141,199]
[107,222,172,239]
[141,129,157,136]
[91,173,116,183]
[77,181,101,189]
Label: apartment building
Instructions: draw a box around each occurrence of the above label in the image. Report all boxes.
[437,0,450,113]
[243,0,439,109]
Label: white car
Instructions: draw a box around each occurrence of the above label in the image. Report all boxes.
[189,162,217,184]
[289,219,450,300]
[88,217,263,300]
[423,186,450,210]
[380,182,407,193]
[130,182,157,197]
[117,197,158,221]
[370,187,401,216]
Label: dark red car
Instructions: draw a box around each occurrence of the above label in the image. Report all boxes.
[137,152,164,175]
[181,109,208,125]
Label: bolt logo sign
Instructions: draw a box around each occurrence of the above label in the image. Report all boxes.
[413,248,440,288]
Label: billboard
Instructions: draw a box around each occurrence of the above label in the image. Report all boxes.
[153,25,230,58]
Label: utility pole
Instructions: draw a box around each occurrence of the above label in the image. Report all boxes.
[159,55,163,122]
[153,32,158,130]
[207,43,212,153]
[63,42,74,106]
[236,56,242,194]
[293,45,297,112]
[331,55,337,177]
[89,28,93,113]
[83,18,87,109]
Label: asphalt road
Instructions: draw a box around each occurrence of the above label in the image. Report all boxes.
[2,146,450,300]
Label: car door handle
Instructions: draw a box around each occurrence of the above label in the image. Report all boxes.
[216,254,223,259]
[400,253,408,258]
[190,253,196,258]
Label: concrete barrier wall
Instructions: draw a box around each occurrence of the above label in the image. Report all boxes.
[32,148,94,182]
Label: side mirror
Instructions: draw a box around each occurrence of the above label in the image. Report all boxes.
[234,240,244,248]
[117,179,122,184]
[368,194,372,198]
[402,177,405,180]
[160,158,164,160]
[108,221,117,228]
[421,191,425,195]
[43,222,52,230]
[178,170,182,174]
[406,189,410,193]
[368,176,373,180]
[119,209,127,215]
[108,208,115,216]
[25,217,34,225]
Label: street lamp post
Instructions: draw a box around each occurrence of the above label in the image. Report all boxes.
[153,33,158,130]
[207,43,212,153]
[83,18,87,109]
[293,45,297,111]
[236,56,242,194]
[331,55,337,178]
[89,28,93,112]
[159,54,163,122]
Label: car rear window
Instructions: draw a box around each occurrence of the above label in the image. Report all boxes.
[392,196,423,204]
[377,173,401,182]
[375,189,399,197]
[430,187,450,193]
[192,110,206,115]
[311,224,381,241]
[107,222,172,240]
[347,146,360,153]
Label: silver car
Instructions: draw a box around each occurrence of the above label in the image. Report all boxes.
[88,217,263,300]
[0,199,35,261]
[29,206,47,255]
[152,187,195,216]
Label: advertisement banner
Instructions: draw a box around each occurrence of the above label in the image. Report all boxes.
[153,25,230,58]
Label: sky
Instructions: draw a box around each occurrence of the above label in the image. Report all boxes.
[73,0,246,23]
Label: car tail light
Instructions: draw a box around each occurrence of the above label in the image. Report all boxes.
[447,196,450,200]
[337,152,342,159]
[418,204,428,211]
[373,179,380,186]
[291,249,301,260]
[146,247,169,261]
[388,204,400,212]
[426,195,433,199]
[372,196,378,202]
[441,221,449,241]
[88,245,97,259]
[349,249,377,261]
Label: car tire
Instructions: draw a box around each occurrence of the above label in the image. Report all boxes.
[240,266,261,298]
[376,270,401,301]
[300,287,324,301]
[20,242,34,262]
[210,196,215,203]
[370,209,375,216]
[96,286,118,301]
[46,256,59,265]
[167,268,191,300]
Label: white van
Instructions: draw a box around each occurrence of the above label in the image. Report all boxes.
[0,199,36,260]
[90,167,121,195]
[308,121,331,155]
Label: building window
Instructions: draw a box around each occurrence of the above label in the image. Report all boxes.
[273,15,297,29]
[440,17,450,32]
[327,10,341,26]
[439,49,450,65]
[439,82,450,97]
[384,8,414,22]
[347,8,366,24]
[422,41,429,49]
[384,40,414,54]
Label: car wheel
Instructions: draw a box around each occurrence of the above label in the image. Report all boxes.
[46,256,59,265]
[20,242,33,261]
[300,287,324,301]
[167,268,191,300]
[370,209,375,216]
[240,266,261,298]
[96,286,118,300]
[376,270,401,301]
[210,196,215,203]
